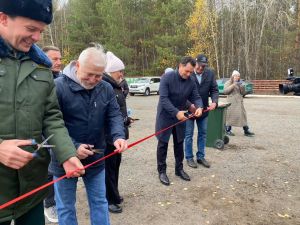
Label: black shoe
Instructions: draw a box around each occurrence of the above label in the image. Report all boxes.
[119,196,124,203]
[197,158,211,168]
[159,173,170,186]
[108,204,122,213]
[175,170,190,181]
[186,158,198,168]
[244,130,255,136]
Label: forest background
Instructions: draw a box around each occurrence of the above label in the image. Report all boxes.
[40,0,300,80]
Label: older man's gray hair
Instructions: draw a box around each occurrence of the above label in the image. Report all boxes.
[78,46,107,68]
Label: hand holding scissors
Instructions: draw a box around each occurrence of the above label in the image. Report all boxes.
[0,139,34,169]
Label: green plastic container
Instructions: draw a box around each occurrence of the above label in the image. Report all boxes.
[206,103,231,149]
[125,77,138,85]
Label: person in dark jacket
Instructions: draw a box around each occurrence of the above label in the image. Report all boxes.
[184,54,219,169]
[103,51,130,213]
[119,74,129,98]
[0,1,84,225]
[42,46,62,79]
[155,56,203,186]
[49,47,128,225]
[42,45,63,223]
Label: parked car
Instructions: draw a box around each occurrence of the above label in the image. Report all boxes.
[217,78,253,96]
[129,77,160,96]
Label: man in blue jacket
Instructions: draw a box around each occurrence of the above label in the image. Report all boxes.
[49,46,127,225]
[184,54,219,169]
[155,56,203,186]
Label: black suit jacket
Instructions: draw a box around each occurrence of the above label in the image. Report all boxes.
[189,67,219,118]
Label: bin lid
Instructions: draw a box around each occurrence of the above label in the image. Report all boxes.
[217,102,231,108]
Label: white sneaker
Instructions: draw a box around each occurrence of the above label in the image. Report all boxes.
[44,206,58,223]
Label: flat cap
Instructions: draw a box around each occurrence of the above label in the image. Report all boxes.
[195,54,208,65]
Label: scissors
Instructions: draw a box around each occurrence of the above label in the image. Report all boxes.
[30,134,56,157]
[87,145,103,154]
[91,149,104,154]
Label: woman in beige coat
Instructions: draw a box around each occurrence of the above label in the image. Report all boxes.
[223,70,255,136]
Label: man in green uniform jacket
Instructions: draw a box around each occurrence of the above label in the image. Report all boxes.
[0,1,85,224]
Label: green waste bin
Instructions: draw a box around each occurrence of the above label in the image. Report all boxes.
[125,77,138,85]
[206,103,231,149]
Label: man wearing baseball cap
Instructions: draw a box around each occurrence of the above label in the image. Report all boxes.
[184,54,219,169]
[0,1,84,224]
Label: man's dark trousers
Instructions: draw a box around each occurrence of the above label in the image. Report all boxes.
[157,127,184,173]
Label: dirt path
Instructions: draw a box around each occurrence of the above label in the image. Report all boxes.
[65,95,299,225]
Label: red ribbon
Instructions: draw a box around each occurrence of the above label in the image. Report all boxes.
[0,111,207,210]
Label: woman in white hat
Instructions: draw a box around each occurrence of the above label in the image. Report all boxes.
[224,70,255,136]
[103,51,130,213]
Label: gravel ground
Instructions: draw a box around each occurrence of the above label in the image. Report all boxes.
[49,94,300,225]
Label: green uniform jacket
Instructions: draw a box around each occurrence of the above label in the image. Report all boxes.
[0,40,77,222]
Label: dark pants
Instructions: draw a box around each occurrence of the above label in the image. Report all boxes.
[105,144,122,205]
[157,127,184,174]
[44,173,55,208]
[0,202,45,225]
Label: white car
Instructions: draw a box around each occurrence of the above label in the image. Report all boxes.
[129,77,160,96]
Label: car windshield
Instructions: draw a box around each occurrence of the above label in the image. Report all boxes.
[136,78,149,83]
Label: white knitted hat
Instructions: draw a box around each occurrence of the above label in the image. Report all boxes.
[105,51,125,73]
[232,70,240,76]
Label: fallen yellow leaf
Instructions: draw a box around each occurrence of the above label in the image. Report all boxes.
[277,213,290,218]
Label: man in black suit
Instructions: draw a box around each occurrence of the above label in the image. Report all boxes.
[156,56,203,186]
[184,54,219,168]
